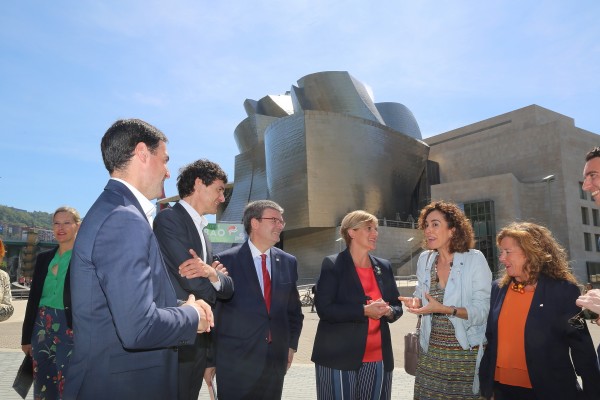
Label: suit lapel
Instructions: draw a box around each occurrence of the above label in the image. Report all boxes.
[174,202,207,261]
[240,242,265,303]
[203,230,213,263]
[369,255,385,296]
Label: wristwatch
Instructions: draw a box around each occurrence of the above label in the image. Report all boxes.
[450,306,458,317]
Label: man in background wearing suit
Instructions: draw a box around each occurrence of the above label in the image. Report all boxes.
[215,200,304,400]
[154,159,234,400]
[65,119,213,400]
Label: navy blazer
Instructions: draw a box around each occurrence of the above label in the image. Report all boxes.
[214,241,304,399]
[153,202,234,306]
[480,275,600,399]
[22,247,72,345]
[311,248,402,371]
[64,180,199,400]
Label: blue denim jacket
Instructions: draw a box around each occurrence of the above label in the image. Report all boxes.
[413,249,492,393]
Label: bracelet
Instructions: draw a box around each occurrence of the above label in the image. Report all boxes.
[450,306,458,317]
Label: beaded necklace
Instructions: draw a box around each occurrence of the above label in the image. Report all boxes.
[510,277,536,294]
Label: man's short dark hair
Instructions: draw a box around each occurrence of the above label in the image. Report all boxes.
[101,119,168,174]
[585,147,600,162]
[243,200,284,235]
[176,159,228,198]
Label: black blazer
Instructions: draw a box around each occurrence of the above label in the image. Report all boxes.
[480,275,600,399]
[311,248,402,371]
[153,202,234,306]
[22,247,72,345]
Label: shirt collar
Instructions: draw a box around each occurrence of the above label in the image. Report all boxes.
[248,239,271,259]
[179,199,209,228]
[111,178,156,225]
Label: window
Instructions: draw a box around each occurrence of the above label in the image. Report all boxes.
[580,183,588,200]
[463,200,496,274]
[594,209,600,227]
[587,262,600,284]
[595,234,600,252]
[585,232,592,251]
[582,207,590,225]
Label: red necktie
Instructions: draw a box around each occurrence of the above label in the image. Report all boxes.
[261,254,271,312]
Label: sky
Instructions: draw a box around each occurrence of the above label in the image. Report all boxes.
[1,1,599,217]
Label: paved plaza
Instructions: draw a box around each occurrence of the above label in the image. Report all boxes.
[0,299,417,399]
[2,299,599,399]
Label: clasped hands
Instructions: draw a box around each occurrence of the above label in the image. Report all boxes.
[399,293,446,315]
[178,249,228,282]
[184,294,214,333]
[363,298,392,320]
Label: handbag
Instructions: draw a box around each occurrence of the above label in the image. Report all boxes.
[12,354,33,399]
[404,315,421,376]
[403,251,430,376]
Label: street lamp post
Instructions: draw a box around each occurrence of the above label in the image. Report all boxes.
[407,237,414,275]
[542,174,555,229]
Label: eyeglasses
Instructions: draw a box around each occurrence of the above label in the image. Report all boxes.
[568,308,599,330]
[257,217,286,227]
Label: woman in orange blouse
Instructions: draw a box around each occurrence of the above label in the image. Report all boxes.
[480,222,600,399]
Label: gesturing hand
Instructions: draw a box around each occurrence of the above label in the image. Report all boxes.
[399,296,421,311]
[399,293,446,315]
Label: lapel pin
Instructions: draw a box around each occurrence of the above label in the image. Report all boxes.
[539,304,543,307]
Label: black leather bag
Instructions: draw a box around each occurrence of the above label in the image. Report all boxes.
[12,354,33,399]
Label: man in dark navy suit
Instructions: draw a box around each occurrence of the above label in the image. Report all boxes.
[214,200,304,400]
[65,119,212,400]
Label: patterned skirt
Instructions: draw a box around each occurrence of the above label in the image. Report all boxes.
[414,313,479,399]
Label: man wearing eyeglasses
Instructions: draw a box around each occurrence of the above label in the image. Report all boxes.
[154,159,234,400]
[213,200,304,400]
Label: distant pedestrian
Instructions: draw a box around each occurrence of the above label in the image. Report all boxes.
[310,284,316,312]
[0,238,14,322]
[21,206,80,399]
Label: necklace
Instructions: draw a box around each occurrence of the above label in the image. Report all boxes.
[434,255,453,283]
[511,277,535,294]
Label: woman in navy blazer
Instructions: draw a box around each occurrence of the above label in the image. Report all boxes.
[480,222,600,399]
[311,210,402,400]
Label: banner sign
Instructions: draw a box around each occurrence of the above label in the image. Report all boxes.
[205,223,246,244]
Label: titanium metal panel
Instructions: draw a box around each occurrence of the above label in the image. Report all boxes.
[375,102,422,140]
[265,110,429,230]
[295,71,385,125]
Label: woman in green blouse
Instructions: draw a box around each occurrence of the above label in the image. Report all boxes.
[22,206,80,400]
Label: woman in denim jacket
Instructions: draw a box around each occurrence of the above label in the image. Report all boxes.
[400,201,492,399]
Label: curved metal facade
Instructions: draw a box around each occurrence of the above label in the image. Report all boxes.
[220,71,429,251]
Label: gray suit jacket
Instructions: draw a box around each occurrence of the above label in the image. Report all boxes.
[64,180,199,400]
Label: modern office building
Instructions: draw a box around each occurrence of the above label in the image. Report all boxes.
[425,104,600,283]
[218,71,600,284]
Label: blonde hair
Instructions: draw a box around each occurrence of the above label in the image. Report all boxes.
[54,206,81,224]
[340,210,378,247]
[497,222,576,287]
